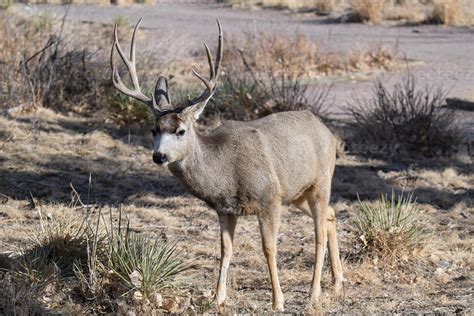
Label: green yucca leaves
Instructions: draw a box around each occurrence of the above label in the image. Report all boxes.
[356,191,430,258]
[107,226,192,298]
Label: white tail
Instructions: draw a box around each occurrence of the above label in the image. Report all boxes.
[111,19,343,312]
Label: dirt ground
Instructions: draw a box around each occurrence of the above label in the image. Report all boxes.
[0,107,472,314]
[0,3,473,314]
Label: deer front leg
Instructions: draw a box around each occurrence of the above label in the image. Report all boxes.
[216,214,237,307]
[258,205,284,311]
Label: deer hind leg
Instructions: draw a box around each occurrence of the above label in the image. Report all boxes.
[307,188,330,307]
[257,203,284,311]
[326,205,344,295]
[216,214,238,307]
[293,196,343,295]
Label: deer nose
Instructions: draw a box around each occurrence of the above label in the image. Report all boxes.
[153,152,167,165]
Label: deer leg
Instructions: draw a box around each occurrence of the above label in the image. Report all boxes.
[308,191,329,306]
[216,214,237,307]
[258,204,284,311]
[326,206,343,296]
[294,198,343,295]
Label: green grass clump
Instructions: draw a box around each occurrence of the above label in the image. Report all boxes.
[356,191,430,260]
[107,224,192,299]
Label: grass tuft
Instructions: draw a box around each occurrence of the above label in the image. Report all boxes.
[350,0,385,24]
[355,191,430,261]
[15,209,96,282]
[428,0,466,26]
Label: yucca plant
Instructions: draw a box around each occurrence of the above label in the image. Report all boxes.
[355,191,430,260]
[107,221,192,299]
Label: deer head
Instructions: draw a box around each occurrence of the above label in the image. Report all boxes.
[111,18,223,165]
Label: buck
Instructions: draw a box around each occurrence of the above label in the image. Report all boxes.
[111,19,343,311]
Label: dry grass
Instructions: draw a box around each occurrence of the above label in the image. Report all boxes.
[227,0,474,26]
[0,10,112,113]
[314,0,335,14]
[0,102,472,314]
[428,0,466,26]
[223,32,398,80]
[349,0,385,24]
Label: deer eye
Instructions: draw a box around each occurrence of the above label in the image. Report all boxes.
[151,129,158,137]
[177,129,185,136]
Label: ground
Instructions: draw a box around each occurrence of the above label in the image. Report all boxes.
[0,3,473,314]
[0,107,472,313]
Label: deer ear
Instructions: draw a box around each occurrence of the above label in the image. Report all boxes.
[179,102,206,121]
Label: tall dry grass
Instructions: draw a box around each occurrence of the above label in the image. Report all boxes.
[428,0,466,26]
[0,11,112,113]
[350,0,385,24]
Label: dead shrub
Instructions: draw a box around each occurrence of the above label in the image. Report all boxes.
[428,0,466,26]
[314,0,335,14]
[355,191,430,262]
[0,11,111,114]
[350,0,385,24]
[347,73,461,158]
[202,32,398,122]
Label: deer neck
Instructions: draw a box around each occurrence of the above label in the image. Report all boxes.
[168,129,226,201]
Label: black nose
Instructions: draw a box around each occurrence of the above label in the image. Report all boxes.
[153,152,167,164]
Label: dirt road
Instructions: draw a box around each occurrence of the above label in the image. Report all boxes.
[26,3,474,102]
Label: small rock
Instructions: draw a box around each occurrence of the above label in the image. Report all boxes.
[162,298,178,312]
[202,289,212,298]
[151,292,163,307]
[133,291,144,301]
[129,270,143,288]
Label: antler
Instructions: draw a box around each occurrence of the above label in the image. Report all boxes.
[185,20,223,108]
[110,18,171,113]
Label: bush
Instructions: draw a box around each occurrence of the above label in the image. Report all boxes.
[0,11,110,113]
[350,0,385,24]
[206,32,333,122]
[428,0,466,26]
[355,191,430,261]
[347,73,461,157]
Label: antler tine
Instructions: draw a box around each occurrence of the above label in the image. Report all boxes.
[186,19,223,108]
[111,19,157,108]
[215,19,223,79]
[204,43,215,80]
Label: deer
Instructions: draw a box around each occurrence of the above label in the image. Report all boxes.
[110,18,344,312]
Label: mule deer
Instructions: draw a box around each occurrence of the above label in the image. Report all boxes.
[111,19,343,311]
